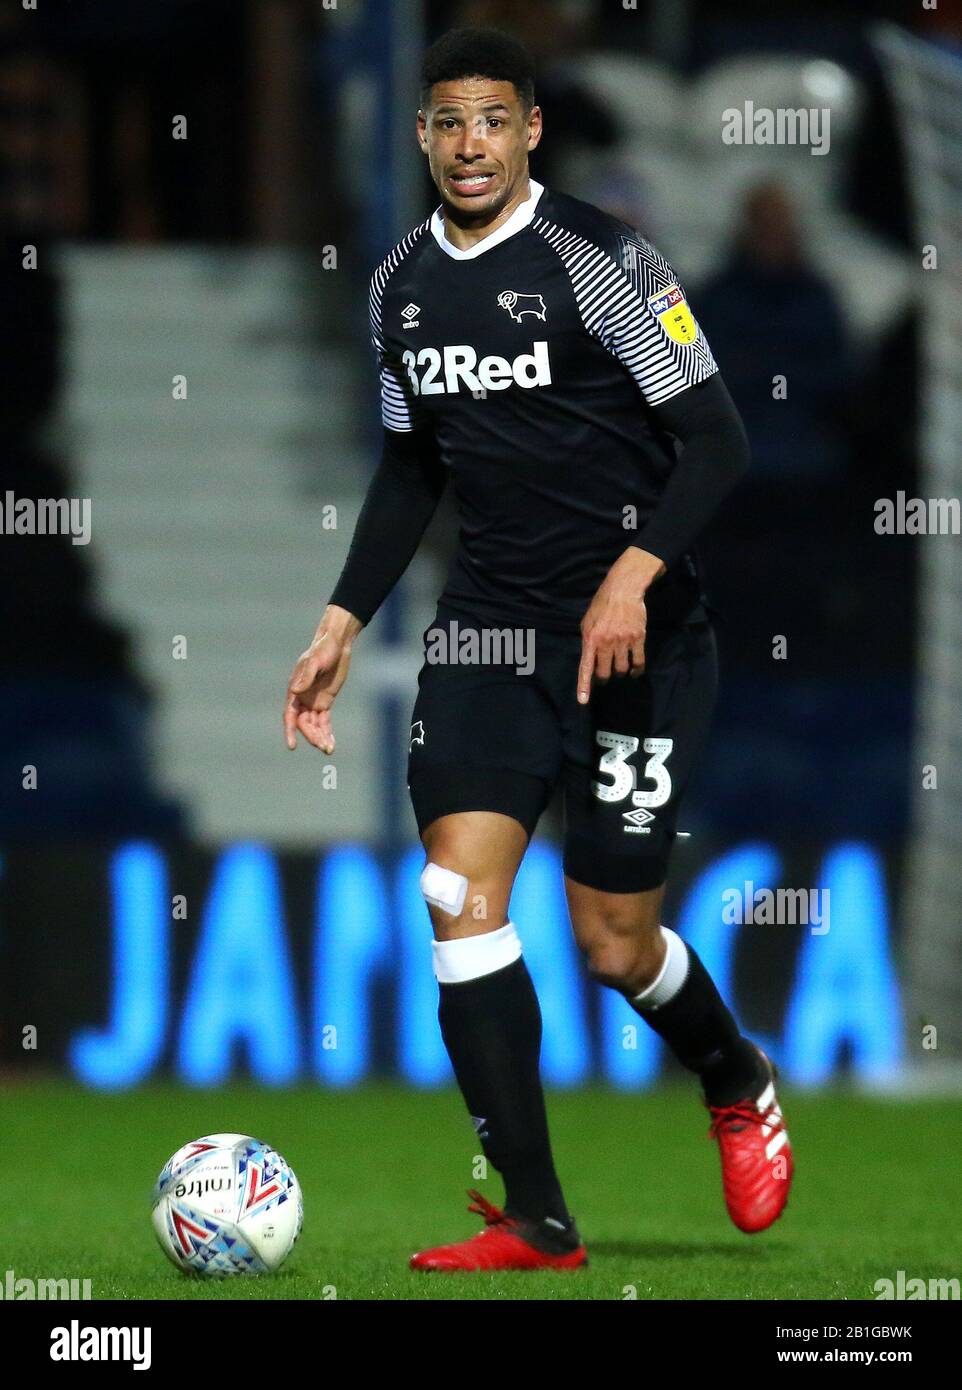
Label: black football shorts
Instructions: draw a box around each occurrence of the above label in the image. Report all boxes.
[406,602,718,893]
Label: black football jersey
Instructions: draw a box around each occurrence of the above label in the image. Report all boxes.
[370,180,719,632]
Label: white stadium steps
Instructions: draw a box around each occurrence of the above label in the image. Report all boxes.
[57,246,422,847]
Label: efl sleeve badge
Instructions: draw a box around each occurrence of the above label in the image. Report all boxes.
[646,284,699,345]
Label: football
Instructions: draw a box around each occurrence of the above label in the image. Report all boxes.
[151,1133,303,1277]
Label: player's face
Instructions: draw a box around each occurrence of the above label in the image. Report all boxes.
[417,78,542,223]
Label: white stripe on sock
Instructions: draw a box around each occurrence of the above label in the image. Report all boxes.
[632,927,690,1011]
[432,921,522,984]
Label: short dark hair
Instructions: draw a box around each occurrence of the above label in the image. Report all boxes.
[420,27,536,112]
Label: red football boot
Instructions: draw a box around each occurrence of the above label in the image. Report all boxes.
[409,1190,587,1272]
[707,1049,794,1234]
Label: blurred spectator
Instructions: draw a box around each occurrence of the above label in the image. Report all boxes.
[695,178,856,677]
[692,181,911,841]
[698,181,851,487]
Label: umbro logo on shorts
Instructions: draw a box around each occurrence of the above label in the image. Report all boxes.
[409,720,426,750]
[622,805,655,835]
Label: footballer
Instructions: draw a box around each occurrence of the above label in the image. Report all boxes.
[284,27,793,1271]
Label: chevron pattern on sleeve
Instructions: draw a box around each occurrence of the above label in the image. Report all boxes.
[369,218,432,431]
[532,217,717,406]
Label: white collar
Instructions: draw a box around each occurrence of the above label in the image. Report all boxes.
[430,179,545,260]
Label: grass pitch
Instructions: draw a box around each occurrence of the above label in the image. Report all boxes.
[4,1081,958,1301]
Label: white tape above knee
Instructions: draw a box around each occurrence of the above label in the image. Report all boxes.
[633,926,690,1011]
[420,861,468,917]
[432,922,522,984]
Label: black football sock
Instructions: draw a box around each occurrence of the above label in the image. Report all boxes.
[437,948,572,1229]
[631,928,765,1107]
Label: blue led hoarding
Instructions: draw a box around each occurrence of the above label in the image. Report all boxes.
[63,839,904,1090]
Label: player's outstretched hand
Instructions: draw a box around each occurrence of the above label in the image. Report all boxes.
[284,606,362,753]
[577,546,666,704]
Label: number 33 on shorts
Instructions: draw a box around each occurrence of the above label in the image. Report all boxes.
[590,733,674,834]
